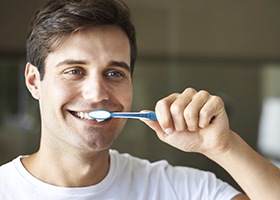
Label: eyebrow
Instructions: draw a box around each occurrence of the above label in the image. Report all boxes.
[55,59,88,68]
[109,61,131,73]
[55,59,131,73]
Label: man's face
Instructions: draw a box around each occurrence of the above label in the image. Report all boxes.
[34,25,132,152]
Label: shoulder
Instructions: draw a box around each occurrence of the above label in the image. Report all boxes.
[109,149,210,184]
[0,156,30,181]
[109,150,240,199]
[0,156,24,193]
[110,149,206,174]
[0,158,17,175]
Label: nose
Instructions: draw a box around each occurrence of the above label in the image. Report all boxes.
[82,76,109,102]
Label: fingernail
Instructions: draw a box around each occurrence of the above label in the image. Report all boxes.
[164,128,174,135]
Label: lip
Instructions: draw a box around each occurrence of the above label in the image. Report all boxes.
[68,110,111,124]
[69,110,92,120]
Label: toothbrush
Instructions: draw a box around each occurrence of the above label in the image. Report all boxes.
[88,110,157,121]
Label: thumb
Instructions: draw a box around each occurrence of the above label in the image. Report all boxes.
[139,110,165,135]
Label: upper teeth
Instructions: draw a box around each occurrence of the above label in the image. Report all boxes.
[75,112,92,120]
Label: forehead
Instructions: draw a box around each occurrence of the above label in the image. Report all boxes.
[45,25,131,67]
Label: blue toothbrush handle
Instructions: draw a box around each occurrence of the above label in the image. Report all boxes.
[112,112,157,121]
[143,112,157,121]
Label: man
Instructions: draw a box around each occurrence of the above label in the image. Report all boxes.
[0,0,279,199]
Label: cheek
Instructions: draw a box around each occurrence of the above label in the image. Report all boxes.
[42,79,78,106]
[109,83,132,110]
[120,85,133,109]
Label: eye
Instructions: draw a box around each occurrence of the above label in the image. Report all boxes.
[106,70,124,78]
[63,68,85,80]
[67,69,83,75]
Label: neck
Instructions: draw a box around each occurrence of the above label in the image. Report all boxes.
[22,146,110,187]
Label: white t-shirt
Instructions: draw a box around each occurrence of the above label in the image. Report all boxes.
[0,150,240,200]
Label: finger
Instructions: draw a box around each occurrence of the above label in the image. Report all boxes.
[140,119,169,143]
[170,88,197,132]
[139,109,171,142]
[198,95,225,128]
[183,90,211,132]
[155,93,178,134]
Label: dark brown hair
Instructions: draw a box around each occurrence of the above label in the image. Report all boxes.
[26,0,137,79]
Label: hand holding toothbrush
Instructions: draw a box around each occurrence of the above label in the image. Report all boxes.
[139,87,230,156]
[140,87,280,200]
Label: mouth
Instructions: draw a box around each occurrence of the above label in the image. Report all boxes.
[69,111,94,120]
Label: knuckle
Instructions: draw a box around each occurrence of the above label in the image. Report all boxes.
[197,90,210,98]
[156,98,168,109]
[212,95,224,105]
[199,109,209,118]
[155,100,163,108]
[170,103,181,114]
[184,107,197,120]
[183,87,197,95]
[156,93,179,109]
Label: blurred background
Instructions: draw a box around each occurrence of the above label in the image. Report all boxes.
[1,0,280,191]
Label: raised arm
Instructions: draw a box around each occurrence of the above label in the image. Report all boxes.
[141,88,280,200]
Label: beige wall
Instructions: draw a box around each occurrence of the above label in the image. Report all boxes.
[1,0,280,58]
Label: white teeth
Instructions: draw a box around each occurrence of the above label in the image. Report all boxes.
[75,112,92,120]
[84,113,91,119]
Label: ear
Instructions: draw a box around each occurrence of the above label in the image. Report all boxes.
[25,62,41,100]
